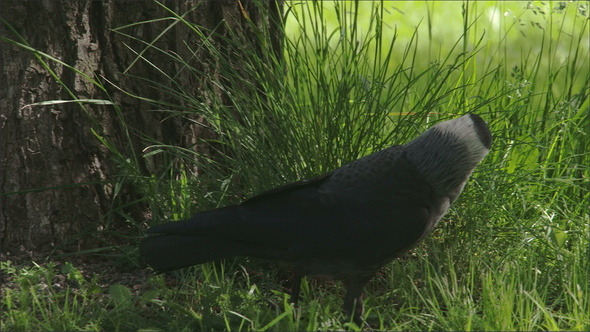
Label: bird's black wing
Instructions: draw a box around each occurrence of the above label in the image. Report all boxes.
[144,171,335,250]
[142,145,439,270]
[141,171,339,268]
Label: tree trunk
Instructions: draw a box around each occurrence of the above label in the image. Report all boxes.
[0,0,283,259]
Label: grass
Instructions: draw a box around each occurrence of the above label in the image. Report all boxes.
[1,0,589,330]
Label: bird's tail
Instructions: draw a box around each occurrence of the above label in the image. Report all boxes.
[139,235,247,272]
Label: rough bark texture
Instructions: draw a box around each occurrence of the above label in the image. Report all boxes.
[0,0,283,258]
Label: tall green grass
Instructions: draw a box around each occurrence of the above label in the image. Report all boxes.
[1,0,588,330]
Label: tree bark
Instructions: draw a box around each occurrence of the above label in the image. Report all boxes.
[0,0,283,259]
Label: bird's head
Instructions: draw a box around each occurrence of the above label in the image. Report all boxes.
[404,114,492,200]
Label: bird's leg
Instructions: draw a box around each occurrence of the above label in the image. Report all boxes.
[343,276,371,327]
[290,274,302,305]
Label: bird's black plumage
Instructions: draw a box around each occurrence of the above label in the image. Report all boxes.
[140,114,492,325]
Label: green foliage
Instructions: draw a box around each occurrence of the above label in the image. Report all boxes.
[1,0,589,331]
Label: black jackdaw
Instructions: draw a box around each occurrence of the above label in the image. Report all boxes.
[140,113,492,325]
